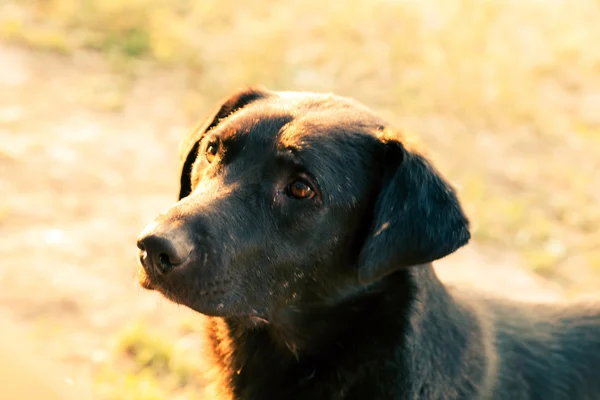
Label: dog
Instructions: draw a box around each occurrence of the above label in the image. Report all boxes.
[136,87,600,399]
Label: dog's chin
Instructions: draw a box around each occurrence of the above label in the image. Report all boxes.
[162,291,272,327]
[183,298,268,320]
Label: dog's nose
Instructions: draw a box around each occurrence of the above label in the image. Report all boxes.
[137,226,194,275]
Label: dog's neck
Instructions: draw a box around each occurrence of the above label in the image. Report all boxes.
[203,264,490,398]
[266,270,415,358]
[400,265,494,397]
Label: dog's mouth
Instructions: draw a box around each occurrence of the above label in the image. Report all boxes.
[136,253,246,315]
[136,249,162,290]
[136,259,155,290]
[135,244,275,322]
[137,264,273,324]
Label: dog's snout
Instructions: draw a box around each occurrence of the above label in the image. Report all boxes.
[137,225,194,275]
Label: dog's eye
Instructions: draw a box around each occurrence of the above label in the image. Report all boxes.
[206,139,219,163]
[287,179,315,199]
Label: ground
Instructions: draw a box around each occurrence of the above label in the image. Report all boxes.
[0,0,599,399]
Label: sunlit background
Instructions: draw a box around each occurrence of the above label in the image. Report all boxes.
[0,0,599,398]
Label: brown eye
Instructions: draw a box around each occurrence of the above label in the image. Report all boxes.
[287,179,314,199]
[206,139,219,163]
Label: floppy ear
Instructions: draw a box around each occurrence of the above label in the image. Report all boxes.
[358,140,470,286]
[178,86,272,200]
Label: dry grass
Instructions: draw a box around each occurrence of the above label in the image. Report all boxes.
[93,321,206,400]
[1,0,599,398]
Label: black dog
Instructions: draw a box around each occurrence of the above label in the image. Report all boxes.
[136,87,600,399]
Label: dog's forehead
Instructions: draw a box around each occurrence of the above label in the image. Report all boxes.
[214,94,386,175]
[217,92,385,146]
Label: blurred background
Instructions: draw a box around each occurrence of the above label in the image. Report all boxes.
[0,0,599,398]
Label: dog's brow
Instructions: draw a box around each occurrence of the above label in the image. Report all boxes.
[218,125,248,141]
[277,119,309,145]
[275,148,302,166]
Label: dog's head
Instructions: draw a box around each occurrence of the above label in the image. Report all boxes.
[136,87,470,320]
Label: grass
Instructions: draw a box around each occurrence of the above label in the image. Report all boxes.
[2,0,599,396]
[93,321,207,400]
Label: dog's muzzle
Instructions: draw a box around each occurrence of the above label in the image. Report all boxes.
[137,221,195,276]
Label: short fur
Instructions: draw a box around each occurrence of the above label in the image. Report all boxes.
[136,87,600,399]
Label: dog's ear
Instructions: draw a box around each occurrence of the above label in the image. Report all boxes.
[358,139,470,286]
[178,86,271,200]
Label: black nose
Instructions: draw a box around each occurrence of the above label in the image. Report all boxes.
[137,226,194,275]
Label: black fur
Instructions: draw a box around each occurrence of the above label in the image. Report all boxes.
[137,87,600,399]
[358,140,470,285]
